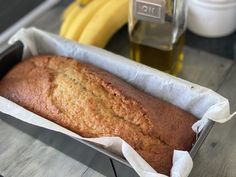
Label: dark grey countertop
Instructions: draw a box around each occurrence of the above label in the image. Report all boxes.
[186,30,236,60]
[0,0,43,33]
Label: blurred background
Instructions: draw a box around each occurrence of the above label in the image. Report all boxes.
[0,0,235,61]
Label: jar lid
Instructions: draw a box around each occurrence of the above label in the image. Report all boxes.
[193,0,236,7]
[198,0,236,3]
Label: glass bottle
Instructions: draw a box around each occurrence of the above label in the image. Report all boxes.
[129,0,188,75]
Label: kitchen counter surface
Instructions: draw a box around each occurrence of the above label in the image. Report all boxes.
[0,2,236,177]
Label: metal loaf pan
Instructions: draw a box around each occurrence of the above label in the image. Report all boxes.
[0,41,215,177]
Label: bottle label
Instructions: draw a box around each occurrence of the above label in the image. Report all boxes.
[134,0,165,23]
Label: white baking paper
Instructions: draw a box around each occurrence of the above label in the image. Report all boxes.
[0,28,235,177]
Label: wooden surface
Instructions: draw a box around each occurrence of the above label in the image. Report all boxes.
[0,3,236,177]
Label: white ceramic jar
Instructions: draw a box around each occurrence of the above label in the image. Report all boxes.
[187,0,236,37]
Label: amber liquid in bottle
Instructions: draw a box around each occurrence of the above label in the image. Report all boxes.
[130,33,185,75]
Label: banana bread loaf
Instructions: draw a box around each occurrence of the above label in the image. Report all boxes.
[0,55,197,175]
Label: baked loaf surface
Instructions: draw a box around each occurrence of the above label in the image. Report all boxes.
[0,55,197,175]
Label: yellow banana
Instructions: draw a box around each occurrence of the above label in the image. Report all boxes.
[79,0,128,48]
[60,4,82,36]
[64,0,108,40]
[77,0,93,6]
[62,1,78,21]
[62,0,93,21]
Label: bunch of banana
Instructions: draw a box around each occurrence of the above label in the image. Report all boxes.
[60,0,128,48]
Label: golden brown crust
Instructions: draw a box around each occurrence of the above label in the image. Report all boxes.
[0,55,197,175]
